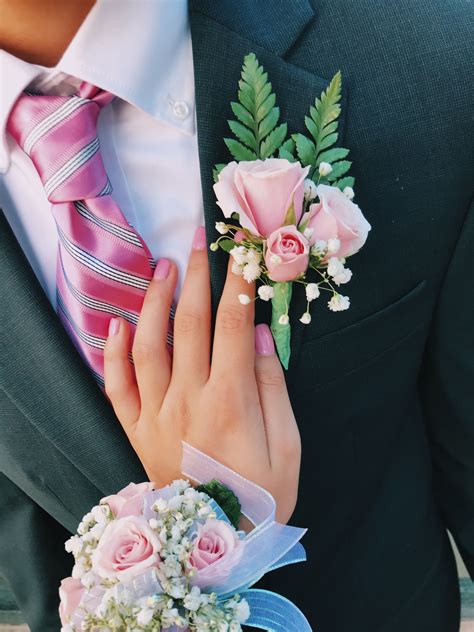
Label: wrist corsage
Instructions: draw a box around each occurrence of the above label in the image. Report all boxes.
[59,444,310,631]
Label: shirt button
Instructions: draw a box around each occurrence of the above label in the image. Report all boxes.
[172,100,190,120]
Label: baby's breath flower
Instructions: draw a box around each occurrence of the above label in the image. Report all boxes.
[210,242,219,252]
[343,186,355,199]
[238,294,251,305]
[327,256,345,277]
[230,246,247,266]
[328,294,350,312]
[311,239,327,256]
[258,285,274,301]
[137,607,154,626]
[303,227,314,240]
[232,261,243,276]
[305,283,320,301]
[215,221,229,235]
[318,161,333,176]
[278,314,290,325]
[300,312,311,325]
[333,267,353,286]
[242,261,261,283]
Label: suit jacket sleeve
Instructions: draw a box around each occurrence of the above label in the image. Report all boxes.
[0,473,72,632]
[420,196,474,578]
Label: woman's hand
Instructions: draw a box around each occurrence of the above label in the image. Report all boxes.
[104,227,301,523]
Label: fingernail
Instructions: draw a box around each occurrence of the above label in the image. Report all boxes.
[255,324,275,356]
[109,317,120,337]
[192,226,207,251]
[154,258,171,280]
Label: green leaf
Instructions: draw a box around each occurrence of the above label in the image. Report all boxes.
[279,148,296,162]
[258,107,279,138]
[316,147,350,166]
[256,93,276,120]
[294,133,316,166]
[317,132,339,152]
[213,163,226,183]
[260,123,287,158]
[279,138,296,161]
[224,138,257,161]
[271,282,293,369]
[230,101,253,128]
[218,238,237,253]
[306,71,345,166]
[326,160,352,181]
[196,480,241,529]
[228,120,257,151]
[335,176,355,191]
[226,53,287,160]
[283,196,297,225]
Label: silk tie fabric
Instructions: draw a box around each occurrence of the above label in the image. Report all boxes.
[7,82,172,387]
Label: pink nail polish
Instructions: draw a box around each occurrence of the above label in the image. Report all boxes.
[255,324,275,356]
[192,226,207,251]
[109,317,120,336]
[154,258,171,280]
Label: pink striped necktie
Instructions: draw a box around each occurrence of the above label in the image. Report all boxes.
[7,82,173,387]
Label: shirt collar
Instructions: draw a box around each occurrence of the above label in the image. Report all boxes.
[0,0,195,174]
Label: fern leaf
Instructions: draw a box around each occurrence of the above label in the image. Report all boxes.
[326,160,352,181]
[316,147,350,166]
[227,53,287,160]
[228,120,257,151]
[293,133,316,166]
[224,138,257,161]
[260,123,287,159]
[335,176,355,191]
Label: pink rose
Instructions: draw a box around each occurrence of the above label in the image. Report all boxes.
[102,482,154,518]
[307,184,371,258]
[264,225,310,282]
[91,515,161,582]
[213,158,309,237]
[189,519,243,589]
[59,577,84,625]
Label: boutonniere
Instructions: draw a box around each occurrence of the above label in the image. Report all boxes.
[211,54,371,369]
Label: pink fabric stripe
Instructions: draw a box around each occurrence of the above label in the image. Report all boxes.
[58,240,148,311]
[50,151,107,203]
[6,94,69,147]
[54,202,153,279]
[29,105,101,185]
[57,263,138,342]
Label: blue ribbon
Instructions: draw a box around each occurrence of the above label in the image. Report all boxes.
[242,589,312,631]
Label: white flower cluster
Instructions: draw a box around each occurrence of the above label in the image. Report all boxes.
[230,245,263,283]
[62,480,250,632]
[65,503,112,588]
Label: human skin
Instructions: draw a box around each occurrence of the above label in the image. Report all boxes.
[0,0,95,66]
[104,227,301,524]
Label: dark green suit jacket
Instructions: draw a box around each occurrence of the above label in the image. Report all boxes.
[1,1,473,630]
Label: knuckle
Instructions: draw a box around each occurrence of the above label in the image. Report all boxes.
[132,341,157,365]
[174,311,202,335]
[256,368,285,389]
[218,305,248,333]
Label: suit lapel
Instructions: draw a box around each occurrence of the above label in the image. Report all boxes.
[189,1,348,365]
[0,213,146,494]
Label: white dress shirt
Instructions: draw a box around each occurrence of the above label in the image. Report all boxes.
[0,0,203,304]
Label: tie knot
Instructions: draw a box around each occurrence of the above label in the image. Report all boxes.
[7,82,114,202]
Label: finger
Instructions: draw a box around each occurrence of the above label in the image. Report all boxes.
[211,257,255,379]
[132,258,178,412]
[104,317,140,429]
[171,226,211,385]
[254,324,301,469]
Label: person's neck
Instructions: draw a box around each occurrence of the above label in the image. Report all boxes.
[0,0,95,67]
